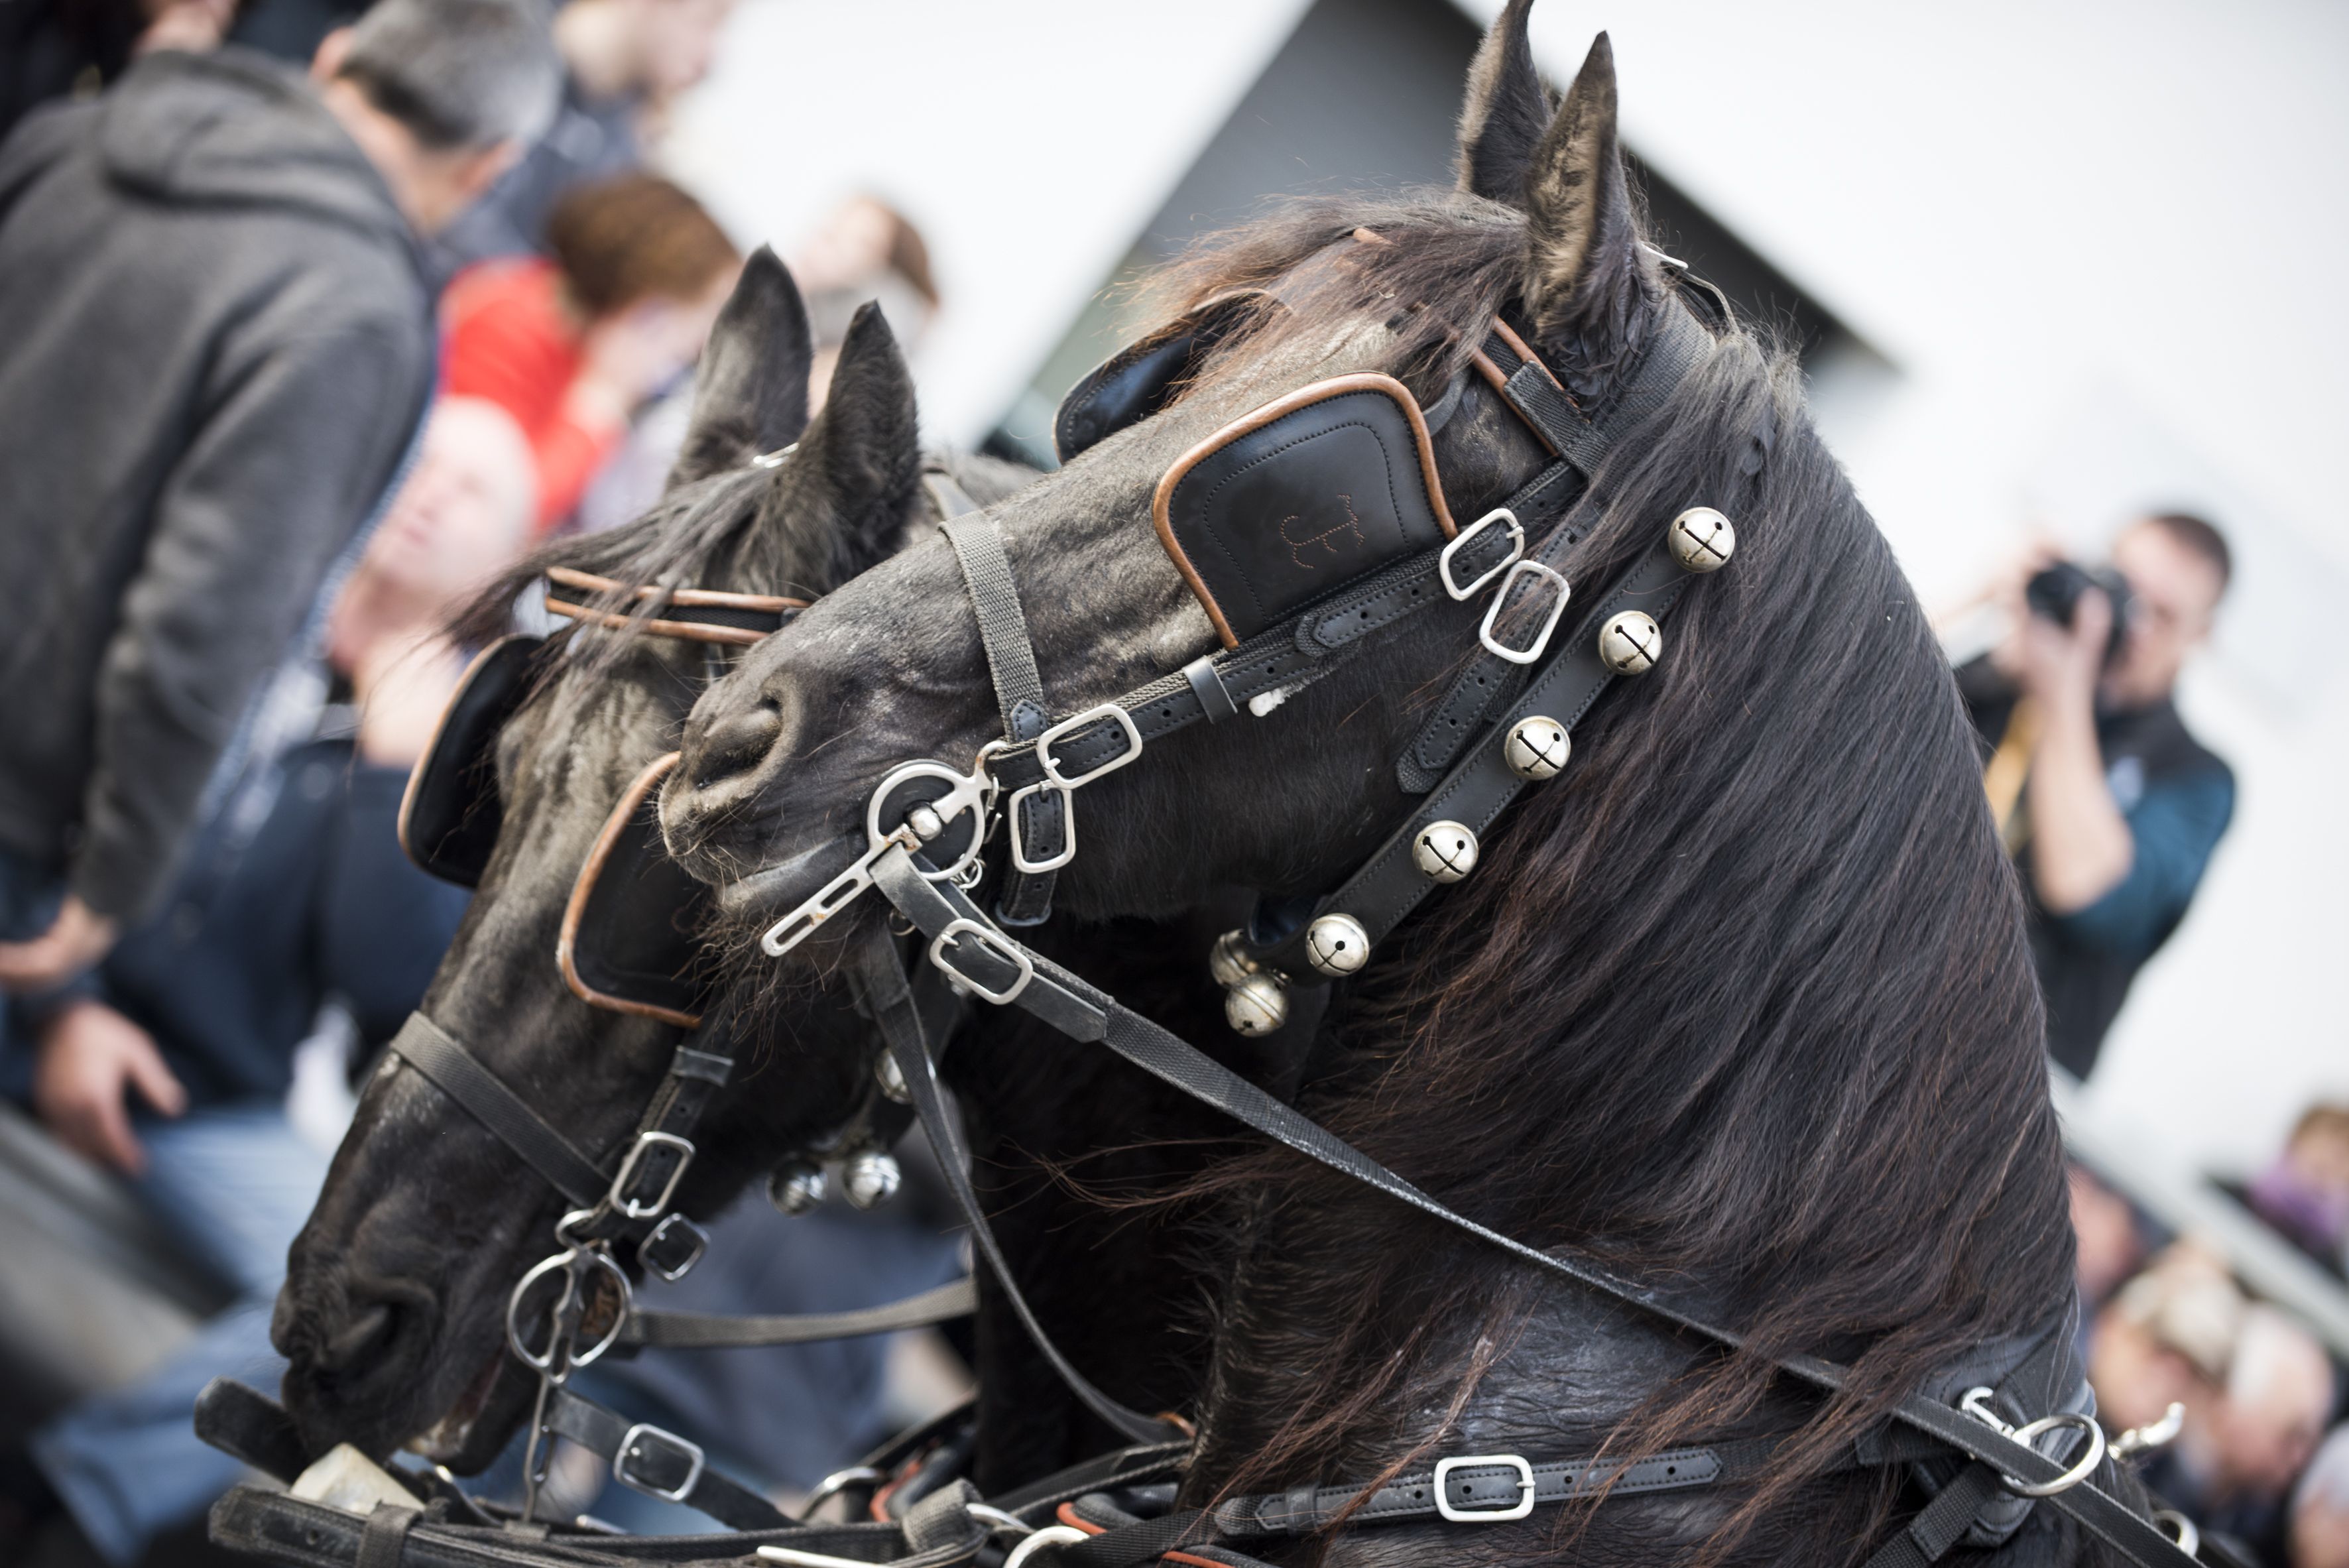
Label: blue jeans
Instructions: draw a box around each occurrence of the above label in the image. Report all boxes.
[32,1101,330,1565]
[0,845,66,1078]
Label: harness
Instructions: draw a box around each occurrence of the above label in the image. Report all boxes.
[198,288,2209,1566]
[729,276,2202,1568]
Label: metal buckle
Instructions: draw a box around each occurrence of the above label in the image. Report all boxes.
[613,1421,705,1502]
[1035,703,1144,788]
[930,916,1035,1004]
[1006,781,1075,874]
[1477,560,1571,666]
[1433,1454,1536,1522]
[638,1212,708,1282]
[609,1130,695,1221]
[1958,1386,2107,1498]
[1439,507,1525,601]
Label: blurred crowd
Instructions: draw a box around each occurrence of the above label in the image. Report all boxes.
[0,0,951,1563]
[2074,1102,2349,1568]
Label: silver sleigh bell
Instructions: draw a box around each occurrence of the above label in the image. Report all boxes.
[841,1149,902,1211]
[1667,507,1736,573]
[1210,930,1292,1036]
[1503,715,1569,780]
[1411,821,1479,884]
[1305,912,1370,978]
[1596,611,1661,675]
[768,1160,827,1216]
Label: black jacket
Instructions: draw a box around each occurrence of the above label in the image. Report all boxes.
[0,48,433,922]
[1958,659,2234,1078]
[91,736,466,1107]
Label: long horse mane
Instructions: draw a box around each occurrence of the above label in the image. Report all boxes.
[1142,193,2071,1549]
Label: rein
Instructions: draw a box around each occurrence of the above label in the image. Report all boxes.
[742,292,2203,1568]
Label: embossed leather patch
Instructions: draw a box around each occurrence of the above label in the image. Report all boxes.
[1152,374,1456,648]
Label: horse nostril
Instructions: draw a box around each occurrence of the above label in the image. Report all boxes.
[693,701,782,790]
[320,1303,399,1372]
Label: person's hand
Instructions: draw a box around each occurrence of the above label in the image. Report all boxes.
[32,999,186,1174]
[1986,538,2064,679]
[2011,587,2110,713]
[0,895,119,992]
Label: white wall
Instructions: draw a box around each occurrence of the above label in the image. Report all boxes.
[669,0,2349,1173]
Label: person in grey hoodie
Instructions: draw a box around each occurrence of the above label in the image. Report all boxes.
[0,3,558,1072]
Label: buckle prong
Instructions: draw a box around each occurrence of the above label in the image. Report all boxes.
[930,918,1035,1004]
[613,1421,705,1502]
[1439,508,1525,601]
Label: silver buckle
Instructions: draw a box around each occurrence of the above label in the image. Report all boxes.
[1477,560,1571,666]
[1433,1454,1536,1522]
[1439,507,1524,601]
[930,917,1035,1004]
[613,1421,705,1502]
[1006,780,1076,874]
[609,1130,694,1220]
[638,1212,708,1282]
[1035,703,1144,788]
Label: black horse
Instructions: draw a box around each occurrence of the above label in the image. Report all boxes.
[660,11,2110,1565]
[271,252,1244,1499]
[269,253,1023,1471]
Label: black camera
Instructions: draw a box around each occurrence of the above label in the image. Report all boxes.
[2025,561,2134,666]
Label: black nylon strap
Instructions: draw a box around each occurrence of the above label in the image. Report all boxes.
[849,934,1177,1446]
[542,1385,787,1531]
[353,1505,416,1568]
[867,871,2196,1568]
[941,514,1049,741]
[942,514,1063,924]
[620,1276,977,1348]
[386,1013,608,1208]
[1862,1463,2008,1568]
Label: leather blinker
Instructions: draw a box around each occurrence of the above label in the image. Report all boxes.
[559,753,718,1028]
[398,634,546,888]
[1151,373,1456,648]
[1053,291,1274,463]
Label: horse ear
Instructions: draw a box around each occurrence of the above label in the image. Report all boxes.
[664,246,813,491]
[793,302,922,566]
[1520,33,1654,356]
[1455,0,1551,205]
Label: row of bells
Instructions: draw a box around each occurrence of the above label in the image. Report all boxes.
[1215,506,1735,1035]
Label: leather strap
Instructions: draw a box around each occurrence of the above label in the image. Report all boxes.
[620,1276,977,1349]
[941,514,1062,926]
[1249,536,1691,979]
[542,1384,788,1531]
[849,934,1180,1446]
[1394,308,1709,790]
[869,868,2196,1567]
[386,1013,609,1209]
[353,1505,416,1568]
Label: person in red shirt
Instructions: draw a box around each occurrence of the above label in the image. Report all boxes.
[440,172,739,533]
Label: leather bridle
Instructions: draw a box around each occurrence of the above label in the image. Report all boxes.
[738,276,2206,1568]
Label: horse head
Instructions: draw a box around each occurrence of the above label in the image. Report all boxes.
[665,11,2078,1560]
[271,252,992,1471]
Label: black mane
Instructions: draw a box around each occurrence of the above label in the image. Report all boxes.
[1146,192,2069,1554]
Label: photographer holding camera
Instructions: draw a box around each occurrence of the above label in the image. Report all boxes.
[1958,513,2236,1079]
